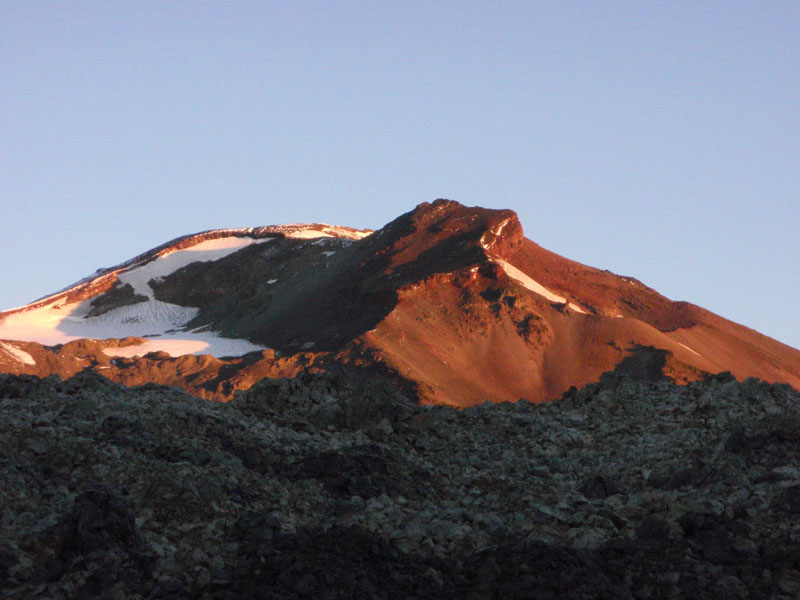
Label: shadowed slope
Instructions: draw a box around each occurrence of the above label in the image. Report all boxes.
[151,199,518,353]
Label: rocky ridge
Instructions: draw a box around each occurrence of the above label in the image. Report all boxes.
[2,358,800,599]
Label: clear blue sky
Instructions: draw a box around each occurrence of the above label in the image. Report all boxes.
[2,2,798,350]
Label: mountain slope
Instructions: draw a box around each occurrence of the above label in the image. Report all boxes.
[1,200,798,404]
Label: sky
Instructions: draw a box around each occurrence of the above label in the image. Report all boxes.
[1,2,798,350]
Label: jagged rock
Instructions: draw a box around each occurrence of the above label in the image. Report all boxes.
[0,369,799,598]
[581,474,623,499]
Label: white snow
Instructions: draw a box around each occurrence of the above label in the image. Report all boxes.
[493,217,512,238]
[489,259,589,313]
[0,341,35,365]
[321,225,372,239]
[0,229,387,360]
[69,300,200,339]
[101,334,265,359]
[284,225,373,240]
[0,294,200,344]
[0,234,274,359]
[479,218,512,251]
[492,259,567,304]
[322,251,336,257]
[269,224,371,240]
[0,298,268,358]
[0,302,81,346]
[116,236,271,298]
[568,302,589,315]
[678,342,701,357]
[287,230,334,239]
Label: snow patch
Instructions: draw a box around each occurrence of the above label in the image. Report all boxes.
[267,279,278,284]
[102,334,264,359]
[0,294,267,358]
[267,224,371,240]
[287,230,334,239]
[492,259,567,304]
[322,251,336,257]
[0,342,35,365]
[489,258,587,313]
[117,236,271,299]
[678,342,701,357]
[568,302,588,315]
[493,217,512,238]
[479,217,513,251]
[0,226,378,359]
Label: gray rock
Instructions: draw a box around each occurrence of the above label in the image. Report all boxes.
[0,370,799,598]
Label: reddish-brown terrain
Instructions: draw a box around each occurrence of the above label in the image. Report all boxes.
[1,200,799,405]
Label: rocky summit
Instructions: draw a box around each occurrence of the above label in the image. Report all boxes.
[2,360,800,599]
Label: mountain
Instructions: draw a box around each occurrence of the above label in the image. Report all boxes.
[1,199,799,404]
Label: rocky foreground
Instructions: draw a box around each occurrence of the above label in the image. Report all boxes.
[1,363,800,599]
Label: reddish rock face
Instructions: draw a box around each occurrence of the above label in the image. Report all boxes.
[377,199,523,270]
[2,200,799,404]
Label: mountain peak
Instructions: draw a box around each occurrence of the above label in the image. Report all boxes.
[374,200,524,272]
[403,199,522,245]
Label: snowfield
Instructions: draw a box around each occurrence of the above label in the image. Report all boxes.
[101,334,265,359]
[286,230,335,239]
[273,224,372,240]
[478,223,588,315]
[117,236,273,298]
[0,227,370,358]
[0,235,272,358]
[0,296,266,358]
[0,342,36,365]
[678,342,701,357]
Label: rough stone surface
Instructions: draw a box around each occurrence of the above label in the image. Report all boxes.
[1,368,800,598]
